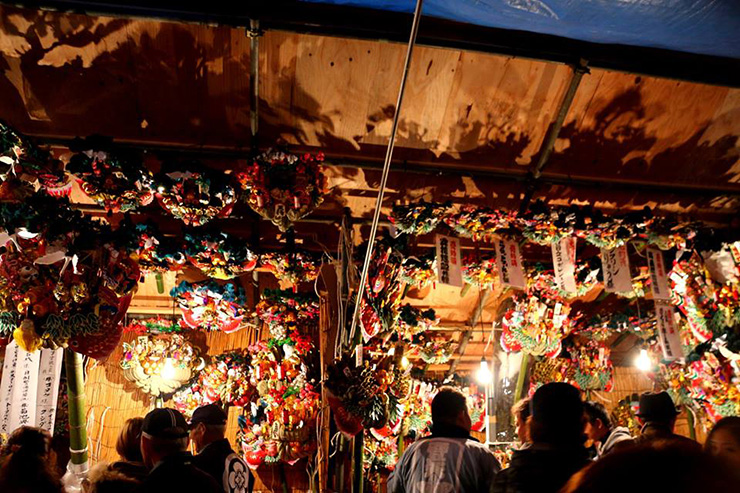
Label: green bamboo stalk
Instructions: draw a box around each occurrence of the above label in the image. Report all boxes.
[64,349,88,471]
[686,407,697,441]
[513,353,530,405]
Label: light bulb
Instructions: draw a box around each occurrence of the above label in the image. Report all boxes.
[162,357,176,380]
[476,358,492,384]
[635,348,652,372]
[401,356,410,369]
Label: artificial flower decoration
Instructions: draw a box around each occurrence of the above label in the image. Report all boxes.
[396,304,438,341]
[67,148,154,213]
[123,316,183,335]
[260,250,322,286]
[389,202,450,235]
[501,295,576,358]
[171,281,250,333]
[462,253,498,289]
[130,222,186,273]
[173,350,253,418]
[155,162,237,226]
[256,289,320,339]
[120,333,204,397]
[409,332,457,364]
[400,253,436,289]
[184,230,258,280]
[0,122,72,197]
[237,149,326,232]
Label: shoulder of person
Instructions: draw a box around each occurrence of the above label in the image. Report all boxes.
[222,452,251,493]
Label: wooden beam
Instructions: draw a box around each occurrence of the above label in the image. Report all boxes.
[446,289,490,378]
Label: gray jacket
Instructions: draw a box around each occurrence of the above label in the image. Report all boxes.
[597,426,633,457]
[388,425,500,493]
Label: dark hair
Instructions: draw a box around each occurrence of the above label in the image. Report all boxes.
[706,416,740,451]
[562,440,737,493]
[511,397,531,422]
[0,426,63,493]
[584,401,612,429]
[116,417,144,463]
[529,383,585,446]
[431,387,468,424]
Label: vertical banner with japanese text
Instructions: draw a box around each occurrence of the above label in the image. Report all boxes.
[655,303,684,362]
[601,246,633,293]
[435,234,463,287]
[551,237,577,294]
[0,341,20,434]
[494,238,526,289]
[647,248,671,300]
[36,348,64,433]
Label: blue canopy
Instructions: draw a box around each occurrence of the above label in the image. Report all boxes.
[301,0,740,59]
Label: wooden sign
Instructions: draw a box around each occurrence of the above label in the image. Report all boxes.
[435,234,463,287]
[551,237,577,294]
[601,246,632,293]
[494,238,526,289]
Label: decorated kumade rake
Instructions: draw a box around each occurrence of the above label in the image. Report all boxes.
[184,230,258,280]
[237,149,325,232]
[171,281,250,333]
[260,251,322,286]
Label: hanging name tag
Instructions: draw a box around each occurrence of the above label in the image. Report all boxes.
[494,238,526,289]
[647,248,671,300]
[551,237,577,294]
[36,348,63,434]
[655,302,683,362]
[435,234,463,287]
[0,341,20,434]
[8,348,40,432]
[601,246,632,293]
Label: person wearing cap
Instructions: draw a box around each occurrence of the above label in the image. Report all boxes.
[492,382,591,493]
[583,401,633,458]
[136,408,220,493]
[634,391,701,451]
[190,404,253,493]
[388,386,501,493]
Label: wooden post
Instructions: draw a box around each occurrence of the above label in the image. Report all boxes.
[64,349,89,479]
[353,431,364,493]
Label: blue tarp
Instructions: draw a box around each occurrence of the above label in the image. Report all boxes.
[300,0,740,59]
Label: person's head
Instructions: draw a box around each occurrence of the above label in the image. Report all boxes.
[84,463,139,493]
[529,382,585,447]
[637,391,679,431]
[705,416,740,470]
[140,408,190,468]
[562,440,738,493]
[431,387,471,432]
[0,426,62,493]
[116,417,144,463]
[583,401,612,443]
[511,397,531,443]
[189,404,228,453]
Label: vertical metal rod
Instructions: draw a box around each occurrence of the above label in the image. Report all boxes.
[347,0,425,345]
[249,19,261,150]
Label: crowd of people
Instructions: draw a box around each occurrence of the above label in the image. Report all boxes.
[1,383,739,492]
[0,404,252,493]
[389,383,740,493]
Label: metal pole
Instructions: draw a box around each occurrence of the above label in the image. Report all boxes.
[347,0,425,345]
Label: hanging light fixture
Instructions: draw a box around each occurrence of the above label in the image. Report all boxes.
[635,348,652,372]
[161,357,177,380]
[476,357,492,384]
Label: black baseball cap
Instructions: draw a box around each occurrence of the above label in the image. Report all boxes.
[141,408,189,439]
[190,404,228,427]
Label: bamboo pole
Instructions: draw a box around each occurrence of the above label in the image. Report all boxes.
[513,353,530,404]
[64,349,89,479]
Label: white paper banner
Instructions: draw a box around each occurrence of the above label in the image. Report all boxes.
[435,234,463,287]
[494,238,526,289]
[36,348,64,433]
[655,303,683,362]
[551,237,577,294]
[647,248,671,300]
[8,348,40,432]
[601,246,632,293]
[0,341,20,434]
